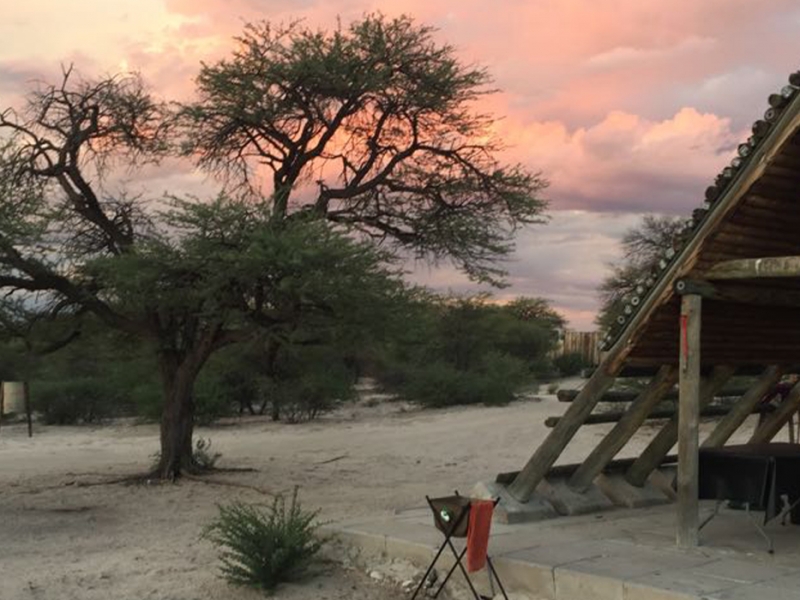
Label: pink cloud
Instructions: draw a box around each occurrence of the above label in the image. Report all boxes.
[497,106,739,213]
[2,0,799,327]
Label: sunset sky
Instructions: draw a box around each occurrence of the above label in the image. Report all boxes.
[1,1,798,329]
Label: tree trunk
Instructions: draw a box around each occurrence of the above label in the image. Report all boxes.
[265,339,281,421]
[156,356,199,479]
[153,323,223,479]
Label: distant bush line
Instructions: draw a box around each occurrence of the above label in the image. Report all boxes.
[12,293,572,424]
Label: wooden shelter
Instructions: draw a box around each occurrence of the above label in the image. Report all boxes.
[500,70,800,548]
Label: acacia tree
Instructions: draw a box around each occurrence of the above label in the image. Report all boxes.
[185,14,548,283]
[596,215,688,331]
[0,15,548,477]
[0,71,404,478]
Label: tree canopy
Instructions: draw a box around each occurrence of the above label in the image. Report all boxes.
[185,14,548,283]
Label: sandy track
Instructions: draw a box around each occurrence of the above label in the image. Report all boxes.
[0,385,765,599]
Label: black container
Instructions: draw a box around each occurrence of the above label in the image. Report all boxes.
[429,495,471,538]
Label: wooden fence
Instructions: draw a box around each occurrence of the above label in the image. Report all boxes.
[558,330,601,366]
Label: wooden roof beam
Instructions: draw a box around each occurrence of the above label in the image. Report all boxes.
[675,278,800,307]
[705,256,800,280]
[750,378,800,443]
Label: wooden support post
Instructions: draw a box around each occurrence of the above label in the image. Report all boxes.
[702,366,783,448]
[677,294,701,549]
[568,365,678,492]
[750,380,800,443]
[0,381,3,436]
[508,366,617,502]
[625,365,734,488]
[24,381,32,438]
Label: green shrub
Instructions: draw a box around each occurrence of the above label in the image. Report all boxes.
[370,294,563,408]
[194,352,266,423]
[193,437,222,470]
[203,489,324,594]
[32,379,116,424]
[267,349,355,423]
[553,352,589,377]
[150,437,223,472]
[400,352,528,408]
[194,382,236,425]
[129,379,163,421]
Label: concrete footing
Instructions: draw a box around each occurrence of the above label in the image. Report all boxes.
[595,473,672,509]
[472,480,558,523]
[537,478,615,516]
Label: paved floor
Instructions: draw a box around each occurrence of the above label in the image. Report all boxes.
[330,502,800,599]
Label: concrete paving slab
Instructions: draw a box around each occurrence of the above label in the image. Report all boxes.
[491,556,556,600]
[710,581,800,600]
[564,550,710,579]
[505,540,633,568]
[690,557,800,585]
[758,570,800,589]
[555,569,626,600]
[623,582,706,600]
[332,498,800,600]
[625,569,740,599]
[553,548,716,600]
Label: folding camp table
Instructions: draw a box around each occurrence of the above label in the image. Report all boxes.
[698,443,800,552]
[410,493,509,600]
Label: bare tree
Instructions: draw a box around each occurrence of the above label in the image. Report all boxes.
[596,215,688,331]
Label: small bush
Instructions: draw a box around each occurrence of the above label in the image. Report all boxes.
[400,352,529,408]
[32,379,116,425]
[193,437,222,470]
[203,489,324,594]
[150,436,222,472]
[553,352,589,377]
[267,360,355,423]
[194,383,236,425]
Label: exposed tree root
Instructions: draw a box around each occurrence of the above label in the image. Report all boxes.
[315,454,348,465]
[181,473,273,496]
[210,466,259,473]
[12,464,262,495]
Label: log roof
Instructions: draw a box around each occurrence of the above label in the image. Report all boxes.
[600,71,800,368]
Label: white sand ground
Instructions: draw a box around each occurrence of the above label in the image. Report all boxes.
[0,380,771,600]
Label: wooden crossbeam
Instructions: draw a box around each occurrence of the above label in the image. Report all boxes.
[568,365,678,492]
[625,365,735,488]
[675,278,800,307]
[750,379,800,443]
[702,366,783,448]
[557,386,749,404]
[705,256,800,280]
[545,403,772,428]
[507,366,617,502]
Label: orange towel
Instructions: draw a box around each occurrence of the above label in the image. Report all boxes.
[466,500,494,572]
